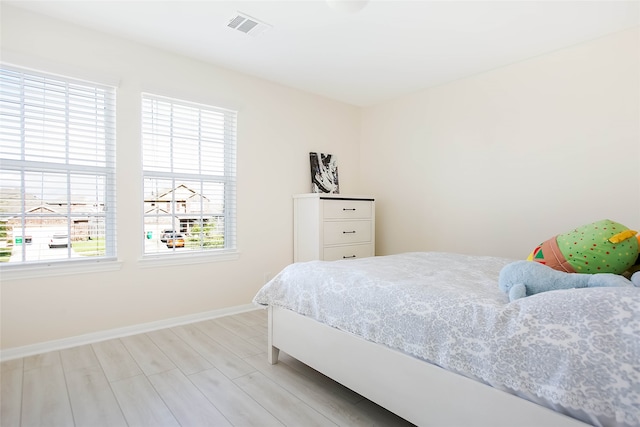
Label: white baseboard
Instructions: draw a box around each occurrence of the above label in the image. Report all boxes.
[0,303,262,362]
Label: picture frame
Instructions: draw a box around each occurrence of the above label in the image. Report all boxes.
[309,152,339,194]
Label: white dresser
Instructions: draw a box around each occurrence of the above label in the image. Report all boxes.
[293,193,375,262]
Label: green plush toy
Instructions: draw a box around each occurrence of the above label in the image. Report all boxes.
[527,219,639,275]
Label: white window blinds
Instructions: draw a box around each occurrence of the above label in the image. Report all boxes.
[141,94,237,256]
[0,65,117,265]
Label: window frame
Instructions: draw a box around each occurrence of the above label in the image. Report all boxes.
[0,64,119,278]
[140,93,238,263]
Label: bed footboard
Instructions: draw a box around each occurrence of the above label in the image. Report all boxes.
[266,305,587,427]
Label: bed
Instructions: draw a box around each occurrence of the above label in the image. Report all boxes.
[253,252,640,427]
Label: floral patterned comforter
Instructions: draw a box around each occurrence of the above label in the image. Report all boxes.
[253,252,640,427]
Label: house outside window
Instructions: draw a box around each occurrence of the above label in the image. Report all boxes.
[141,94,237,256]
[0,65,116,266]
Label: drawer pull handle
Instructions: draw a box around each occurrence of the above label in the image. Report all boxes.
[343,231,356,234]
[343,208,356,211]
[343,255,357,259]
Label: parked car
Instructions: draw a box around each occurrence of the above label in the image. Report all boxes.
[166,233,185,248]
[49,234,70,248]
[160,229,178,243]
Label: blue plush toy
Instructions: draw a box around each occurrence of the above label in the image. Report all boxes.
[499,260,640,302]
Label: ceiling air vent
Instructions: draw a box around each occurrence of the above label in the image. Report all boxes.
[227,12,272,37]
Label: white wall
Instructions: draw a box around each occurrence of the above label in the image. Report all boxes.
[361,28,640,258]
[0,6,362,350]
[2,6,639,352]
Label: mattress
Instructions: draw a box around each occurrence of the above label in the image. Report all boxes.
[253,252,640,427]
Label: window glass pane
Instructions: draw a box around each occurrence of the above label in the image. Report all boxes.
[25,171,68,207]
[69,174,107,214]
[71,216,106,257]
[0,171,22,214]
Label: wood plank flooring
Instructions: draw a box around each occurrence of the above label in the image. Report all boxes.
[1,309,414,427]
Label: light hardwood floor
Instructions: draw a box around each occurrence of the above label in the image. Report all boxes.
[1,309,415,426]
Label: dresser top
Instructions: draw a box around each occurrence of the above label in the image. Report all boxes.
[293,193,374,201]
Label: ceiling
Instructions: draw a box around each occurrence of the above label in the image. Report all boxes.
[5,0,640,106]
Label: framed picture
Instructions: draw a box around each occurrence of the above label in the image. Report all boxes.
[309,152,339,194]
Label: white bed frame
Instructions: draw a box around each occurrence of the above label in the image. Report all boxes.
[267,306,588,427]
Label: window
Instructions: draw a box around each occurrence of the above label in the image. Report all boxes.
[141,94,237,257]
[0,65,116,266]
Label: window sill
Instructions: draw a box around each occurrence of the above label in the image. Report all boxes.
[1,258,123,281]
[138,249,240,268]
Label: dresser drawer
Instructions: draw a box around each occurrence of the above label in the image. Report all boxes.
[322,200,372,220]
[323,220,372,245]
[323,244,374,261]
